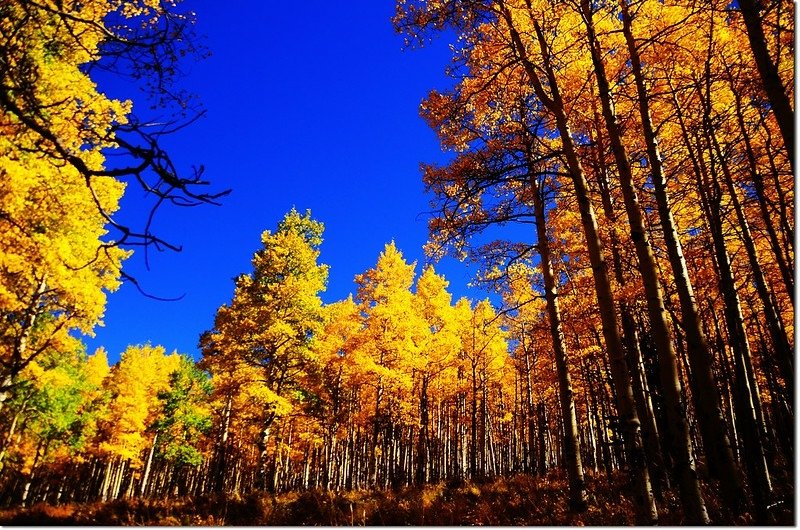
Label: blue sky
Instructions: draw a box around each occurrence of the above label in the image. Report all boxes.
[85,1,493,362]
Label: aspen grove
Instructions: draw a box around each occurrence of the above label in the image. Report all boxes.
[0,0,794,525]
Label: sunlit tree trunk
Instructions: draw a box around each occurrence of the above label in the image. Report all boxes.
[469,353,480,480]
[619,2,752,520]
[500,3,656,518]
[589,94,668,500]
[709,79,794,406]
[522,342,538,475]
[139,432,158,497]
[258,419,273,491]
[0,397,28,467]
[20,440,45,507]
[0,277,47,415]
[369,378,384,487]
[691,73,773,519]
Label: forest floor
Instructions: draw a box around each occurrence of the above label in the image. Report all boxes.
[0,470,793,525]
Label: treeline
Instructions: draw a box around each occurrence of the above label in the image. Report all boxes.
[0,201,793,525]
[0,211,550,506]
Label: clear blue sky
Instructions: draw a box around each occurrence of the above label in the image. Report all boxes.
[85,1,492,362]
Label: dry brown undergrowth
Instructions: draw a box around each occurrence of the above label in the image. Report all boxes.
[0,470,792,526]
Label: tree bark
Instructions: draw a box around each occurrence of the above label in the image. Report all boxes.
[139,432,158,497]
[707,95,794,407]
[500,3,657,519]
[416,374,430,485]
[526,165,588,511]
[737,0,795,174]
[620,2,753,520]
[725,62,795,304]
[691,85,774,520]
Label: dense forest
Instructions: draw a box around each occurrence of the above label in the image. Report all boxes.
[0,0,794,525]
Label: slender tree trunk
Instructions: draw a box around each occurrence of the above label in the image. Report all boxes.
[213,394,232,493]
[20,441,44,507]
[99,457,114,502]
[707,106,794,408]
[523,345,538,475]
[620,2,752,520]
[737,0,795,174]
[759,123,796,256]
[258,420,273,491]
[583,382,597,473]
[691,101,773,521]
[112,459,126,500]
[370,379,383,488]
[505,4,657,519]
[470,361,479,480]
[536,402,547,474]
[501,5,656,519]
[525,164,588,511]
[417,374,430,485]
[725,62,795,303]
[0,278,47,415]
[589,79,668,501]
[139,432,158,497]
[0,399,28,467]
